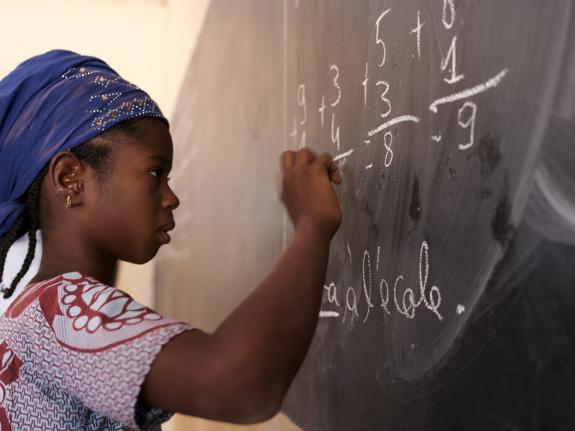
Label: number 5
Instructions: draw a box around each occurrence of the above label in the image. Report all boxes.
[375,9,392,67]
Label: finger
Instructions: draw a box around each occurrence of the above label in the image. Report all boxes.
[315,153,342,185]
[315,152,334,170]
[328,162,343,185]
[280,151,295,173]
[294,148,316,165]
[273,172,283,197]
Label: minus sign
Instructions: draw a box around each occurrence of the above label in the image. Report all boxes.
[319,311,340,318]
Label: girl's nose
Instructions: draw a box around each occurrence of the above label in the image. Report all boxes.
[163,185,180,211]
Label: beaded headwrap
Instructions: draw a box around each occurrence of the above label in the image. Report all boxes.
[0,49,168,238]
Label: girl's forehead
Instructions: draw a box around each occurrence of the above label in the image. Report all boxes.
[120,121,173,158]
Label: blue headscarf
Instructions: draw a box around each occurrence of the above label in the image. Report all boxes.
[0,49,167,238]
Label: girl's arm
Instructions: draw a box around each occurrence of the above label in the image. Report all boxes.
[140,149,342,424]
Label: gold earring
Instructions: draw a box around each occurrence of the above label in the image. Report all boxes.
[65,195,72,208]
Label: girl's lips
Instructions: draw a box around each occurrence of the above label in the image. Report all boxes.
[160,221,176,232]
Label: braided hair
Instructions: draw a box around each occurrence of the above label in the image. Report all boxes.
[0,118,144,298]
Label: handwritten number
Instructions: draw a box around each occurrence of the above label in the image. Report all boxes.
[331,113,341,151]
[376,80,392,118]
[441,36,464,84]
[330,65,342,107]
[442,0,455,30]
[375,9,392,67]
[383,131,393,167]
[458,101,477,150]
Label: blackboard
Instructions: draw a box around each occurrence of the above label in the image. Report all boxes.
[156,1,575,429]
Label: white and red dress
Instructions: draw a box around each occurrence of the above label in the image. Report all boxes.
[0,271,192,430]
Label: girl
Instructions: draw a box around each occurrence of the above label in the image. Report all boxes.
[0,50,342,429]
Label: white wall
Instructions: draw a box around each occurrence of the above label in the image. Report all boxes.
[0,0,168,114]
[0,0,210,307]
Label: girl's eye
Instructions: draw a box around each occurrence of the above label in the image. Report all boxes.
[150,169,172,183]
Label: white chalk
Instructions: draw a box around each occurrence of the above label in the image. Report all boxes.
[333,149,355,162]
[368,115,420,137]
[319,311,340,318]
[431,134,442,142]
[429,68,509,113]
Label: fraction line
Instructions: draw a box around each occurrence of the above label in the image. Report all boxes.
[333,149,355,162]
[429,68,509,113]
[367,115,421,137]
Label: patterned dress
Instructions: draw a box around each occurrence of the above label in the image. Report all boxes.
[0,271,193,430]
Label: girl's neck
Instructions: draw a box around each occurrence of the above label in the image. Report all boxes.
[30,253,118,286]
[29,262,118,286]
[29,227,119,286]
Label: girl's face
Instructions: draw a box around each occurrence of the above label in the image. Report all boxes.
[83,119,180,264]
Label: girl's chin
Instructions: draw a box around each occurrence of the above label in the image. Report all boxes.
[158,230,171,244]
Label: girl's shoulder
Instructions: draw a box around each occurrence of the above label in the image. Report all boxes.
[4,272,73,318]
[0,271,190,429]
[5,271,103,320]
[4,271,186,351]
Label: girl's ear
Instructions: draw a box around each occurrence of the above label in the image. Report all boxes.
[48,151,87,206]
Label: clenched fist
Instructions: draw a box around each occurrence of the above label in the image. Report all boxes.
[280,148,343,238]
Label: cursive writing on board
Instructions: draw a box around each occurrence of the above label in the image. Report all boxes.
[320,241,443,323]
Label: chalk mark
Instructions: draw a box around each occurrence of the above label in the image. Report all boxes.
[368,115,420,137]
[319,310,340,318]
[347,242,353,263]
[431,133,442,142]
[429,68,509,113]
[333,149,355,162]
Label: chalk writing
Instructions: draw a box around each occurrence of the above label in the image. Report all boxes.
[410,10,424,61]
[368,115,421,137]
[319,241,443,323]
[318,95,327,127]
[429,69,509,113]
[331,113,341,151]
[458,101,477,150]
[333,149,354,163]
[441,36,465,85]
[286,4,512,330]
[362,62,369,107]
[376,80,392,119]
[442,0,455,30]
[375,9,392,67]
[383,132,394,167]
[330,64,342,107]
